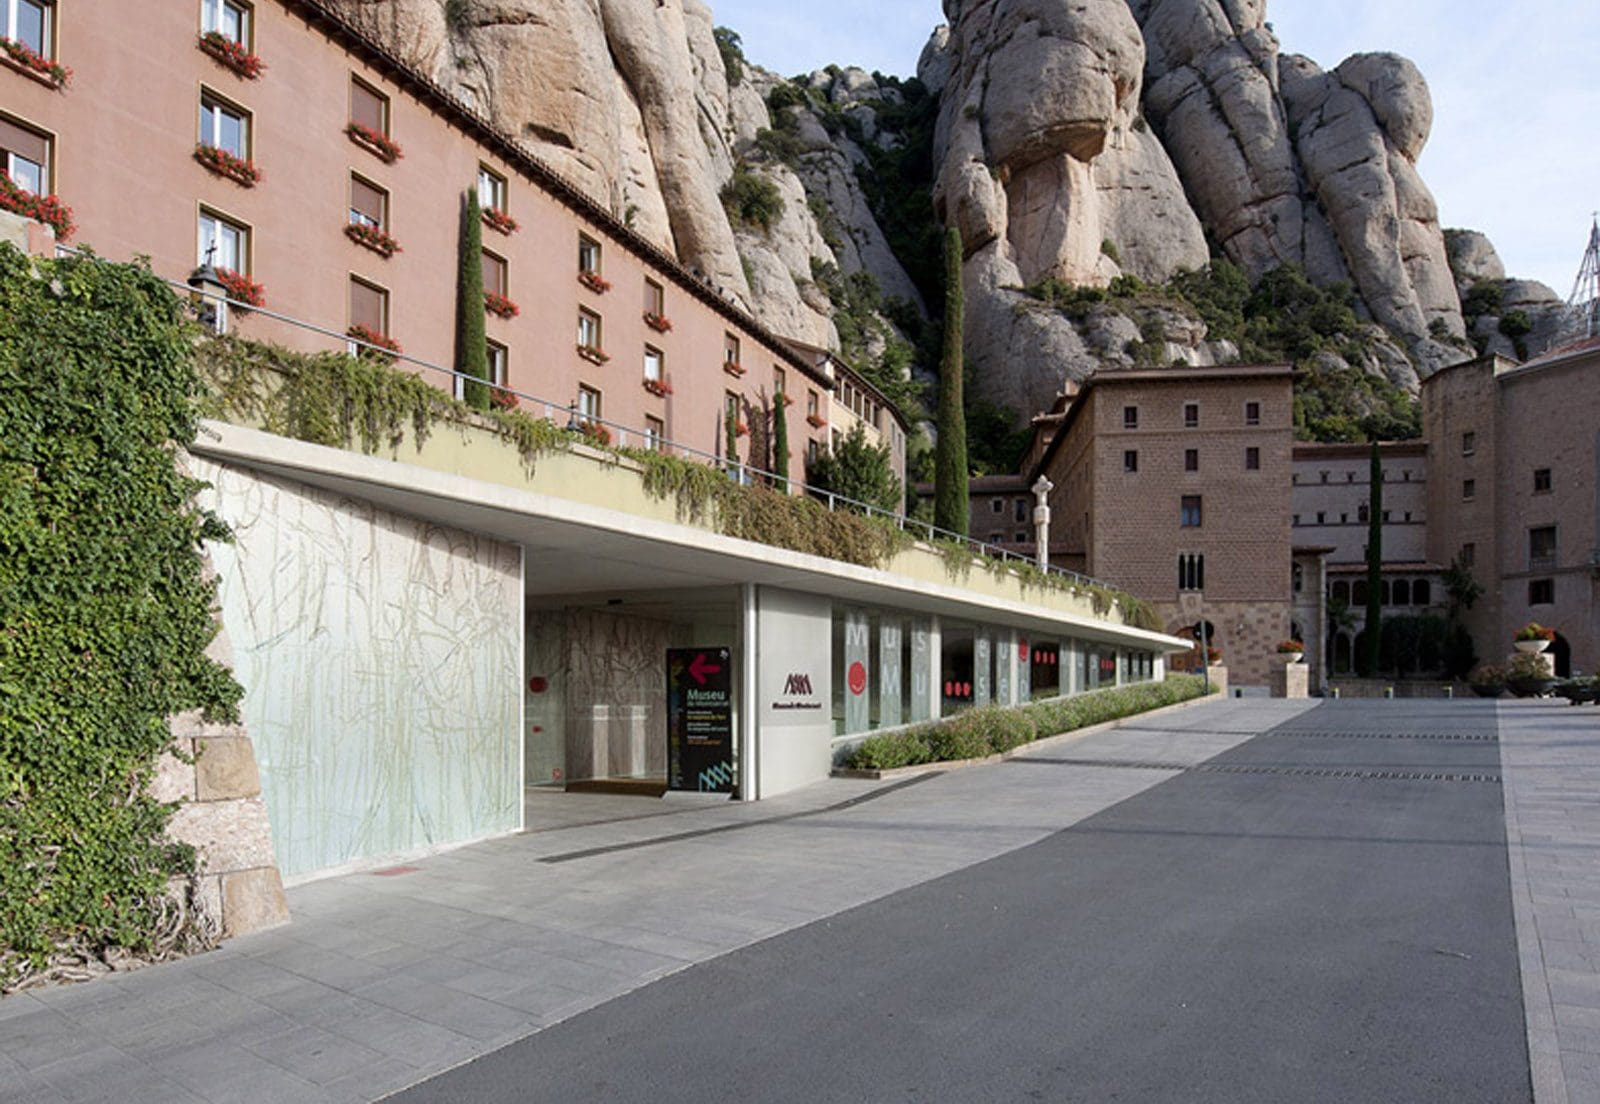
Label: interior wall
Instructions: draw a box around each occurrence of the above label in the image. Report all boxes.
[195,460,523,880]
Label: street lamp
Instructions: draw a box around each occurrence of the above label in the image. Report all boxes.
[186,246,228,335]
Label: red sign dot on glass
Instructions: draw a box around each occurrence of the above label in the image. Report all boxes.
[848,661,867,696]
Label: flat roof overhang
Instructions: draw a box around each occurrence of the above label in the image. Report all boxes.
[194,422,1190,653]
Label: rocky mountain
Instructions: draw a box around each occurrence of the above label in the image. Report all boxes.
[327,0,1571,445]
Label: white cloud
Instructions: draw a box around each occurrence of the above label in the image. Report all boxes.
[709,0,1599,295]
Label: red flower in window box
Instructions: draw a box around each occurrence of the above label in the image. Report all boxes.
[1,37,70,86]
[345,122,403,163]
[722,360,745,378]
[643,377,673,397]
[483,291,520,319]
[347,323,401,361]
[0,174,73,239]
[643,311,673,333]
[482,207,518,235]
[805,413,826,428]
[735,421,749,438]
[344,221,402,258]
[578,270,612,294]
[576,344,610,365]
[216,267,265,310]
[490,386,520,411]
[194,143,261,186]
[579,421,612,448]
[197,31,265,79]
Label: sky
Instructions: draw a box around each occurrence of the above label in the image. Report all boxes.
[709,0,1600,297]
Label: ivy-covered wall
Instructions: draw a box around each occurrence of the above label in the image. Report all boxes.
[0,245,242,988]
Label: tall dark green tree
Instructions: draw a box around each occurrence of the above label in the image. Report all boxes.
[934,226,969,534]
[455,189,489,409]
[772,387,790,492]
[1360,440,1384,675]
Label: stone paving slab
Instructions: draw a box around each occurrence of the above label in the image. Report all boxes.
[0,698,1314,1104]
[1498,700,1600,1104]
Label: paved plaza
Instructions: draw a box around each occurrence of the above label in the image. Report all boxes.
[0,697,1595,1102]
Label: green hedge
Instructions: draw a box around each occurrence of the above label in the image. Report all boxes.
[845,676,1210,770]
[0,246,241,989]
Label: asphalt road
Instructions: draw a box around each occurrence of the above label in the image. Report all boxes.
[393,702,1528,1103]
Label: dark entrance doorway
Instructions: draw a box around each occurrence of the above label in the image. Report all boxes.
[1553,632,1573,678]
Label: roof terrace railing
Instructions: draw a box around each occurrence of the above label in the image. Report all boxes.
[54,247,1123,599]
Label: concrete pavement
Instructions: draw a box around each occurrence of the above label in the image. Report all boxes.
[1,697,1596,1101]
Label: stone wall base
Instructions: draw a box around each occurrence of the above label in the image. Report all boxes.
[1271,662,1309,699]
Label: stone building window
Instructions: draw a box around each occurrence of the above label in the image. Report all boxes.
[1180,495,1202,528]
[1123,405,1138,430]
[1185,448,1199,472]
[1245,401,1260,426]
[1462,479,1476,501]
[1123,449,1138,473]
[1245,447,1260,471]
[1184,402,1199,428]
[1529,525,1557,569]
[1529,578,1554,606]
[1178,553,1205,591]
[1462,431,1476,456]
[1534,468,1552,494]
[1460,542,1475,567]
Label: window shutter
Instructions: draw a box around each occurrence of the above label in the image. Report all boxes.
[350,177,385,224]
[350,279,385,332]
[0,117,48,166]
[350,80,385,132]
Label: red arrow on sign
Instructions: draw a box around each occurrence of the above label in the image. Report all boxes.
[687,652,723,685]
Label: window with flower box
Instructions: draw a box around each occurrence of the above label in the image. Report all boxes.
[579,235,600,275]
[1,0,60,83]
[348,174,385,230]
[644,345,665,389]
[482,251,507,297]
[348,275,390,346]
[199,90,250,160]
[578,384,601,425]
[202,0,249,42]
[477,165,505,212]
[577,308,605,362]
[197,209,248,273]
[347,77,400,161]
[723,332,743,376]
[0,113,47,195]
[643,277,670,330]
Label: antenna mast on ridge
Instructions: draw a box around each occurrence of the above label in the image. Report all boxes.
[1567,215,1600,341]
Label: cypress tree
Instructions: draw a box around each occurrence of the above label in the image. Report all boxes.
[456,189,489,409]
[772,387,790,492]
[1361,440,1384,676]
[725,409,740,476]
[934,226,969,535]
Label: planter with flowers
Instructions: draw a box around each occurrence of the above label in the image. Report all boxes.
[198,31,265,79]
[1,37,69,87]
[1514,622,1556,654]
[1469,665,1507,699]
[482,207,518,235]
[195,144,261,187]
[490,387,520,411]
[735,420,750,438]
[643,377,673,398]
[344,221,401,258]
[1506,651,1558,698]
[484,291,520,319]
[578,270,611,295]
[1276,640,1304,664]
[345,122,402,164]
[644,311,673,333]
[0,174,73,239]
[805,413,825,429]
[577,344,610,366]
[578,422,612,448]
[347,323,401,363]
[723,360,746,379]
[216,268,265,310]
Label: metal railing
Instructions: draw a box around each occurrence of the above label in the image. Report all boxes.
[53,246,1121,598]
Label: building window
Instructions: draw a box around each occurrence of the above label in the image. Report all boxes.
[577,308,601,352]
[578,234,601,276]
[1462,431,1476,456]
[199,91,250,159]
[724,332,741,367]
[807,389,819,420]
[1015,531,1028,543]
[645,277,665,319]
[1381,510,1391,523]
[1316,511,1325,524]
[1123,449,1138,473]
[3,0,50,56]
[1178,553,1205,591]
[197,209,248,273]
[1320,471,1329,483]
[1414,580,1431,605]
[1460,542,1475,567]
[458,340,507,401]
[1184,402,1199,428]
[201,0,249,44]
[575,385,602,427]
[1293,563,1304,593]
[1462,478,1476,501]
[645,415,665,452]
[349,77,389,137]
[481,250,507,297]
[1529,525,1557,567]
[1293,514,1300,526]
[348,174,386,230]
[1534,468,1552,494]
[1529,578,1555,606]
[348,275,388,337]
[1358,504,1369,523]
[807,439,819,466]
[1245,447,1260,471]
[1180,495,1202,528]
[990,499,1004,515]
[1392,579,1410,606]
[477,165,506,212]
[774,366,786,398]
[1184,448,1199,472]
[1123,405,1138,430]
[0,115,47,195]
[1245,401,1260,426]
[644,345,663,383]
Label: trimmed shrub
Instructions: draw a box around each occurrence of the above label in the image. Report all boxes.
[845,675,1209,769]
